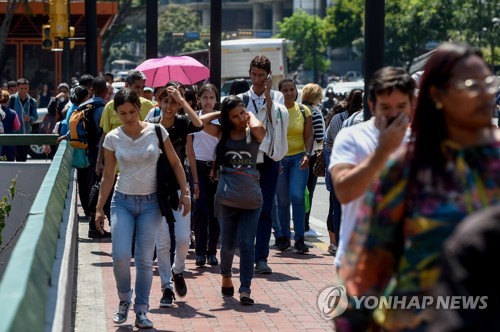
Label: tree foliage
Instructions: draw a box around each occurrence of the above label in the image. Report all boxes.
[324,0,364,49]
[323,0,499,70]
[158,4,206,56]
[276,10,330,74]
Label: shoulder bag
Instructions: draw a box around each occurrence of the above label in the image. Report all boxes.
[154,124,177,223]
[215,166,262,210]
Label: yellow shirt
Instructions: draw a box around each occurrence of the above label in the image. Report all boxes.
[286,102,311,156]
[100,97,155,133]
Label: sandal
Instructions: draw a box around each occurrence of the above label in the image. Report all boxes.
[239,292,254,305]
[221,286,234,296]
[221,276,234,296]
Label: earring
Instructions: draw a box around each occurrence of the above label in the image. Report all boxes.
[435,102,443,110]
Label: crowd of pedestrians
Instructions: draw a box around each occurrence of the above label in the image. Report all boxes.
[2,41,499,330]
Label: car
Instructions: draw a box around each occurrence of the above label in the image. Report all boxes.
[343,71,364,82]
[323,81,365,99]
[220,78,252,102]
[112,81,125,94]
[29,107,51,159]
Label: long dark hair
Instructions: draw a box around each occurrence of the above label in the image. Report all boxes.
[407,43,483,181]
[197,83,219,111]
[211,95,246,180]
[345,89,363,116]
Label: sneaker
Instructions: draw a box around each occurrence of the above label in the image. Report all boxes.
[171,269,187,297]
[189,231,195,249]
[160,288,175,307]
[135,312,153,329]
[304,228,323,237]
[294,238,309,253]
[328,243,338,255]
[88,228,111,239]
[278,237,291,251]
[112,300,131,324]
[273,236,283,247]
[255,261,272,274]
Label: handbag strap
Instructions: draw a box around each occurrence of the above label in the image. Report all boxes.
[154,124,167,157]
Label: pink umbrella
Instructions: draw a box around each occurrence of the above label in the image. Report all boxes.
[135,55,210,87]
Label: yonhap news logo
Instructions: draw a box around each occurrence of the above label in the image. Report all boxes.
[317,285,488,320]
[317,285,349,319]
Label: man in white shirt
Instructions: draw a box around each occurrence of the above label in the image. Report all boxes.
[237,55,286,274]
[329,66,416,269]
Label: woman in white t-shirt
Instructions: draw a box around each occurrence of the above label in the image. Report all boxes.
[188,84,221,268]
[95,88,190,329]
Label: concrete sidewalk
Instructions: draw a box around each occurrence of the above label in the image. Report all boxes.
[73,207,337,331]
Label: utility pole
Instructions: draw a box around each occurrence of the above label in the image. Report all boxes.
[146,0,158,60]
[313,0,318,83]
[210,0,222,94]
[85,0,98,76]
[363,0,385,120]
[62,0,71,84]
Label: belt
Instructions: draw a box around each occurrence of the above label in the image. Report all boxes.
[196,160,213,167]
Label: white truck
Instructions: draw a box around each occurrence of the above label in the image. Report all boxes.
[220,38,289,91]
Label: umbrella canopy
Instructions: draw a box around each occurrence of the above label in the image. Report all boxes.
[135,55,210,87]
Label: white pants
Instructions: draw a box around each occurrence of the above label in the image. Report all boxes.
[156,195,191,291]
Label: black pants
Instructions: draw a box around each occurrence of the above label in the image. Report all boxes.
[77,166,93,215]
[193,161,219,256]
[305,153,318,231]
[15,145,29,161]
[328,189,342,244]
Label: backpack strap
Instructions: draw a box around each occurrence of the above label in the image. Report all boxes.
[241,91,250,108]
[299,104,306,122]
[154,106,161,117]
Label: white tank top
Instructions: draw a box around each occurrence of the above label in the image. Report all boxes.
[192,113,219,161]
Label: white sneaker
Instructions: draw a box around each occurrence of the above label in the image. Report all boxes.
[328,243,338,255]
[304,229,323,237]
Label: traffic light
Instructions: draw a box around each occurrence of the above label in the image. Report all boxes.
[58,26,75,49]
[42,24,53,50]
[49,0,68,38]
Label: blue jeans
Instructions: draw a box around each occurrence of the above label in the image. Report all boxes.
[271,195,281,239]
[218,203,261,294]
[276,153,309,241]
[254,155,280,263]
[110,191,162,314]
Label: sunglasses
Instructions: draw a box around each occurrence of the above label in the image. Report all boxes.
[450,75,499,96]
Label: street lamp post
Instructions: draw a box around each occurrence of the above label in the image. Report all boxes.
[363,0,385,120]
[313,0,318,83]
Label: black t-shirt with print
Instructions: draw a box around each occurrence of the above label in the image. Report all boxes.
[149,114,202,163]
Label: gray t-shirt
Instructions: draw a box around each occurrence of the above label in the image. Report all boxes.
[223,130,260,170]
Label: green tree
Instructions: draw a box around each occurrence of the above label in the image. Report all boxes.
[158,4,205,56]
[107,25,146,67]
[0,1,26,79]
[276,10,330,75]
[385,0,454,68]
[324,0,364,49]
[449,0,500,68]
[102,0,137,70]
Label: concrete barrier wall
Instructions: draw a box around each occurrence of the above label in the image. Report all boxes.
[0,142,75,332]
[0,162,51,279]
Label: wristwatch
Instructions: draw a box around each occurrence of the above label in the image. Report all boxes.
[305,152,312,158]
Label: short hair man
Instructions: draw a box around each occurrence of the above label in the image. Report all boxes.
[7,81,17,95]
[329,66,416,269]
[237,55,288,274]
[103,72,114,84]
[8,78,38,161]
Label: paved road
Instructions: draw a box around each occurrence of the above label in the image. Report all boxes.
[73,177,337,331]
